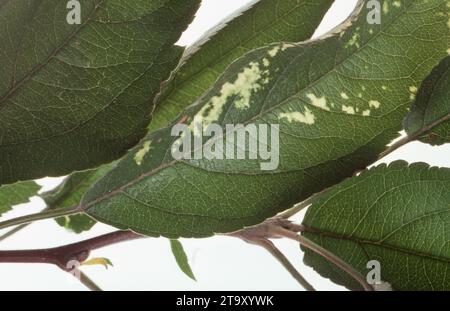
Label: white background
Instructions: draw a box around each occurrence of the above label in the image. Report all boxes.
[0,0,449,291]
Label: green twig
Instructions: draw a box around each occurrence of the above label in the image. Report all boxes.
[0,206,80,231]
[278,190,329,219]
[0,223,29,242]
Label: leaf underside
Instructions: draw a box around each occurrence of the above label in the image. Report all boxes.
[82,0,450,239]
[302,161,450,291]
[46,0,336,231]
[0,0,200,185]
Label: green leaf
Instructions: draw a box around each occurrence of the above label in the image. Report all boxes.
[41,164,113,233]
[82,0,450,238]
[151,0,335,132]
[404,55,450,146]
[301,161,450,291]
[170,239,196,281]
[0,0,200,185]
[0,181,41,217]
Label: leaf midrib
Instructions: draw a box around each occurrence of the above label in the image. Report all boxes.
[83,1,425,210]
[303,210,450,265]
[166,2,409,164]
[82,121,398,211]
[244,1,415,127]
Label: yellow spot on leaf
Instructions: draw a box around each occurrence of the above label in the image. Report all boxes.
[306,93,330,111]
[268,46,280,57]
[134,141,152,166]
[191,61,271,133]
[196,61,269,129]
[383,1,389,14]
[342,105,355,115]
[279,108,315,124]
[369,100,381,109]
[345,33,361,49]
[409,86,418,100]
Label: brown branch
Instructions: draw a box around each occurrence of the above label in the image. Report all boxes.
[228,219,374,291]
[227,219,315,291]
[0,230,142,269]
[0,230,143,289]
